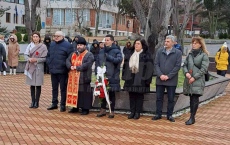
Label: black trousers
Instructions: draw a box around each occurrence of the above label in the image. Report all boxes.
[101,91,116,111]
[51,73,68,106]
[217,69,227,77]
[156,85,176,117]
[1,62,6,71]
[30,86,41,102]
[129,92,144,113]
[189,94,200,116]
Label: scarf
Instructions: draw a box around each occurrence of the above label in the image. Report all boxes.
[129,49,143,73]
[24,43,46,79]
[191,48,202,57]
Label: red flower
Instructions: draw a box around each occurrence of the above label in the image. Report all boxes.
[36,51,39,55]
[189,69,193,74]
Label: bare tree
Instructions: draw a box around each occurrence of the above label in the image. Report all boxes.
[24,0,40,41]
[133,0,173,54]
[74,0,90,34]
[87,0,106,36]
[172,0,198,54]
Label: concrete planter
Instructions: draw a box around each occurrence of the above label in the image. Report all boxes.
[92,72,230,115]
[5,61,27,73]
[12,61,230,115]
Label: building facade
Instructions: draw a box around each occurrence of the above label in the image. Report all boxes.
[0,0,28,32]
[40,0,138,36]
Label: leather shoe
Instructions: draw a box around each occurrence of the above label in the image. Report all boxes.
[167,116,175,122]
[34,102,39,108]
[68,108,79,113]
[29,102,35,108]
[128,112,135,119]
[152,115,162,120]
[60,106,66,112]
[81,110,89,115]
[47,105,58,110]
[133,113,140,120]
[96,113,106,117]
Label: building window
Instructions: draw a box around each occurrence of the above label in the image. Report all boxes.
[65,9,72,25]
[14,14,18,24]
[19,0,24,4]
[47,8,52,17]
[6,13,10,23]
[5,0,11,2]
[21,15,25,24]
[53,9,65,26]
[10,0,15,2]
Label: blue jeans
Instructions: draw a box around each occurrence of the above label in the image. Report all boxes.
[156,85,176,117]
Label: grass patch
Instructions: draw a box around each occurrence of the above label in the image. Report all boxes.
[117,40,134,46]
[91,69,185,90]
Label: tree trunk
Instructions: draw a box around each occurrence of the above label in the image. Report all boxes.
[133,0,147,31]
[115,13,119,36]
[144,0,154,41]
[24,0,31,43]
[95,10,100,37]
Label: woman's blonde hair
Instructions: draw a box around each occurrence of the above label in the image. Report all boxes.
[192,36,209,55]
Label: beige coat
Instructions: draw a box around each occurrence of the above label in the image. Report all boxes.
[8,34,20,67]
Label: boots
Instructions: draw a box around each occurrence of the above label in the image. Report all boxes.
[9,69,12,75]
[3,71,6,76]
[29,86,35,108]
[185,96,199,125]
[34,86,41,108]
[13,69,16,75]
[108,111,114,118]
[96,108,106,117]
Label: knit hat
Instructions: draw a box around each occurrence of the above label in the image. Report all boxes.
[222,42,227,48]
[77,37,87,45]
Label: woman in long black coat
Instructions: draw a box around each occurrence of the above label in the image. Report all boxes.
[122,38,154,119]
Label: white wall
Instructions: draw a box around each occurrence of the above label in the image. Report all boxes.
[0,1,27,31]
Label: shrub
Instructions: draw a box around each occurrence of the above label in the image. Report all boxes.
[223,33,228,39]
[23,33,28,42]
[15,32,22,42]
[15,26,26,34]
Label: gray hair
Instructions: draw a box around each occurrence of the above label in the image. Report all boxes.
[55,31,65,36]
[166,35,176,42]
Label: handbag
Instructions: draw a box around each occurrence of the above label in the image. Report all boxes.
[191,54,209,81]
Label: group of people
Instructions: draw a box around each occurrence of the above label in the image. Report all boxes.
[0,34,20,75]
[0,30,212,125]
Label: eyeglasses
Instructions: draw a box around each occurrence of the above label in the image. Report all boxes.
[53,35,61,38]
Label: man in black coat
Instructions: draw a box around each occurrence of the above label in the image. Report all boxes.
[96,34,123,118]
[46,31,74,112]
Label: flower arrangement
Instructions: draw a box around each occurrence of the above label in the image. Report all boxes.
[92,66,111,113]
[35,51,39,56]
[94,77,109,99]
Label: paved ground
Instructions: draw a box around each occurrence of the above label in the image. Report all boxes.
[0,74,230,145]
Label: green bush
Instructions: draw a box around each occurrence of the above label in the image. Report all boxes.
[218,33,223,39]
[223,33,228,39]
[15,32,22,42]
[23,33,28,42]
[15,26,26,34]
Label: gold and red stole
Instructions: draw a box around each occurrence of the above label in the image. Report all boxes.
[66,50,88,107]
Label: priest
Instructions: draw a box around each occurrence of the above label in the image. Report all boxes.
[66,37,94,115]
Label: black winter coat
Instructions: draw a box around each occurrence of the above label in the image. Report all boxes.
[46,39,74,74]
[96,44,123,91]
[66,51,94,84]
[122,48,154,93]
